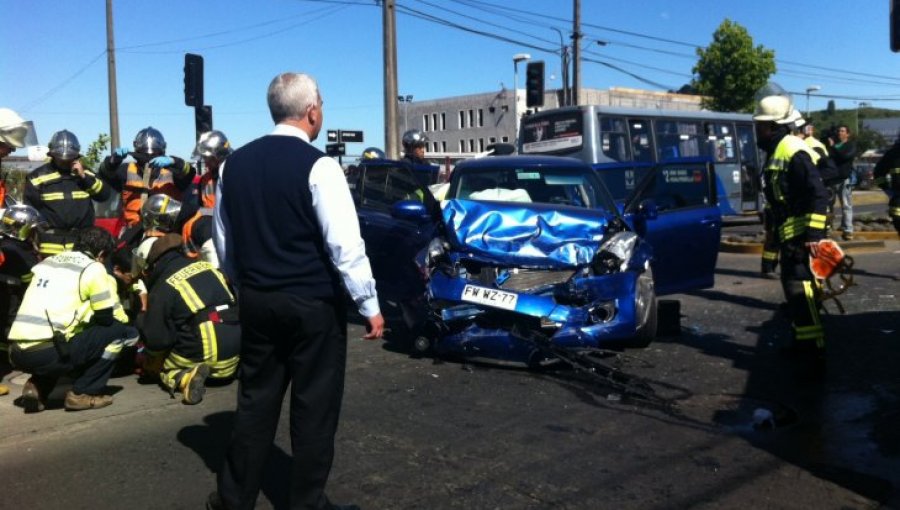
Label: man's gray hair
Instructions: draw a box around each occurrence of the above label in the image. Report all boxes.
[267,73,320,124]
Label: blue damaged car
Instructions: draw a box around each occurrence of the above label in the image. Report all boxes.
[351,155,721,365]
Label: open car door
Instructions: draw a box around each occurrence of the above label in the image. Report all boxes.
[622,158,721,295]
[351,161,438,303]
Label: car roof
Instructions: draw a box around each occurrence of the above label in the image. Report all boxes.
[453,155,591,172]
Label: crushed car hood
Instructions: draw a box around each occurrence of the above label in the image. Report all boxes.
[442,199,613,269]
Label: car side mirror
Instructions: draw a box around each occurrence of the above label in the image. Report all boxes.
[391,200,432,223]
[637,198,658,220]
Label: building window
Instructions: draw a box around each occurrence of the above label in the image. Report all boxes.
[489,136,497,144]
[423,114,430,132]
[432,141,439,152]
[442,141,447,152]
[478,138,485,152]
[468,109,474,128]
[432,113,438,133]
[459,140,466,152]
[478,109,484,127]
[440,113,446,131]
[469,139,475,152]
[501,136,509,143]
[459,110,465,129]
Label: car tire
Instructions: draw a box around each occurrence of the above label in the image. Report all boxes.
[412,335,433,354]
[632,269,658,348]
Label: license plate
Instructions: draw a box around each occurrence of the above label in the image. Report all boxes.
[460,284,518,311]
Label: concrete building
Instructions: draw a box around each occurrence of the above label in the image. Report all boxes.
[400,87,703,163]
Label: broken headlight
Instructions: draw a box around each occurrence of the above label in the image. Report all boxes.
[591,231,638,275]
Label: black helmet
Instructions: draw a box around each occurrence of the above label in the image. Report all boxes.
[48,129,81,161]
[360,147,385,160]
[401,129,428,149]
[133,127,167,156]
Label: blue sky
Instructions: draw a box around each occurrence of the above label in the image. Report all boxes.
[3,0,898,159]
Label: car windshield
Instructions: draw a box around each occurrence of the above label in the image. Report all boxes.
[452,165,618,213]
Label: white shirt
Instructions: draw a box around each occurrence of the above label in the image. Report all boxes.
[213,124,380,318]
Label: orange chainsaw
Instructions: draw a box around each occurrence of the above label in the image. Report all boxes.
[809,239,855,313]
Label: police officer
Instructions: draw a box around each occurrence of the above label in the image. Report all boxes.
[401,128,428,164]
[8,227,137,412]
[98,127,195,228]
[753,84,829,367]
[872,136,900,235]
[0,205,43,396]
[139,234,239,404]
[25,130,111,257]
[193,130,233,209]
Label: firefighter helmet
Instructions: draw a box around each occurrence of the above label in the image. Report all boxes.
[141,194,182,233]
[0,204,46,242]
[48,130,81,161]
[752,83,795,124]
[0,108,37,148]
[193,130,233,160]
[133,127,167,156]
[401,129,428,150]
[360,146,385,160]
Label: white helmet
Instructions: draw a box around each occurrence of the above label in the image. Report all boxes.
[752,82,795,124]
[0,108,37,148]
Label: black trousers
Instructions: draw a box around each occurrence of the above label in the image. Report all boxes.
[779,240,825,348]
[10,322,139,395]
[218,288,348,510]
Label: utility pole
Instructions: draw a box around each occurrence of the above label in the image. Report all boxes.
[383,0,400,159]
[571,0,581,106]
[105,0,120,148]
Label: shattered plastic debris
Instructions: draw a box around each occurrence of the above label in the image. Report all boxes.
[606,393,622,402]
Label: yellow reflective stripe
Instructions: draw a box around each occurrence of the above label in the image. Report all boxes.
[199,320,218,364]
[30,172,62,186]
[21,273,33,284]
[762,250,778,261]
[210,355,238,379]
[39,242,69,255]
[808,213,827,230]
[40,192,66,201]
[780,214,826,241]
[890,206,900,216]
[890,168,900,175]
[173,281,205,313]
[209,268,234,302]
[71,191,90,199]
[88,178,103,194]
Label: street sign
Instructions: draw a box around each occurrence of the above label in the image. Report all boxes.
[326,142,346,157]
[327,130,339,142]
[340,130,364,143]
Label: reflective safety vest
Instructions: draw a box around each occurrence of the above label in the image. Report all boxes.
[198,172,217,209]
[8,251,117,347]
[804,136,828,155]
[121,162,184,227]
[764,135,827,242]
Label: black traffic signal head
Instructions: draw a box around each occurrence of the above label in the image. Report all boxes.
[526,61,545,108]
[184,53,204,107]
[893,0,900,52]
[195,105,213,138]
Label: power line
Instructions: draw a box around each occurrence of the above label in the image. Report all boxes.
[19,50,107,112]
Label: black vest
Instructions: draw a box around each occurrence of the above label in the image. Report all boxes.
[222,135,339,297]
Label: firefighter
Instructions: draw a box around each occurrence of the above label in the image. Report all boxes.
[24,130,111,257]
[0,205,43,396]
[872,136,900,235]
[401,129,429,164]
[176,201,217,267]
[7,227,137,412]
[193,130,233,209]
[753,84,830,368]
[98,127,195,229]
[139,234,239,404]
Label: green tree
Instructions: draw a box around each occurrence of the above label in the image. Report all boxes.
[691,19,776,113]
[81,133,110,171]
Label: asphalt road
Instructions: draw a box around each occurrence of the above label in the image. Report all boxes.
[1,241,898,510]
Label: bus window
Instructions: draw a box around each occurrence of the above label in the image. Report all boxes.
[628,118,653,162]
[598,116,630,162]
[736,123,761,200]
[704,122,736,163]
[655,120,704,160]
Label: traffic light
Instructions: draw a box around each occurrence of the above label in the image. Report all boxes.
[195,105,213,137]
[184,53,204,107]
[892,0,900,52]
[525,61,545,107]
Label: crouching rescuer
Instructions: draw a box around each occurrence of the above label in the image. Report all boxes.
[8,227,138,412]
[139,234,239,404]
[753,84,830,364]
